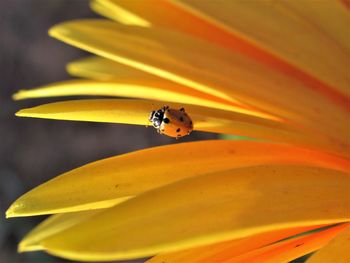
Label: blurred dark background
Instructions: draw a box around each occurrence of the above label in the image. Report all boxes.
[0,1,215,262]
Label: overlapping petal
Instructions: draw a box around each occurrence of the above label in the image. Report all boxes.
[222,223,350,263]
[179,0,350,99]
[306,226,350,263]
[18,210,101,252]
[13,79,270,117]
[16,165,350,261]
[49,19,237,104]
[146,225,327,263]
[66,56,163,81]
[21,216,328,263]
[47,19,350,151]
[107,0,350,107]
[15,99,348,156]
[7,140,350,217]
[90,0,151,27]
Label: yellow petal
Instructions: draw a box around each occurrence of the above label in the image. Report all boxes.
[306,226,350,263]
[66,56,160,81]
[18,210,102,252]
[16,99,149,125]
[48,19,350,147]
[67,56,274,118]
[49,19,236,104]
[13,80,267,118]
[178,0,350,99]
[114,0,349,110]
[14,99,349,156]
[7,140,350,217]
[67,57,265,115]
[225,223,350,263]
[27,165,350,261]
[146,225,326,263]
[90,0,151,27]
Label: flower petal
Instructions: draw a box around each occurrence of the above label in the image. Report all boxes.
[22,217,326,262]
[224,223,350,263]
[306,226,350,263]
[18,210,102,252]
[66,56,160,81]
[90,0,151,27]
[7,140,350,217]
[48,19,350,147]
[146,225,327,263]
[16,99,149,125]
[179,0,350,99]
[27,166,350,261]
[14,99,349,156]
[67,56,264,113]
[13,80,268,118]
[49,19,237,104]
[112,0,350,109]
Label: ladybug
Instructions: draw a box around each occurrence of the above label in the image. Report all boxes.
[149,106,193,138]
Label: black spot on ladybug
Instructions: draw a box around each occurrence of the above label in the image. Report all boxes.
[179,116,184,122]
[163,118,170,124]
[176,128,181,132]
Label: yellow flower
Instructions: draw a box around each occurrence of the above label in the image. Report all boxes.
[7,0,350,262]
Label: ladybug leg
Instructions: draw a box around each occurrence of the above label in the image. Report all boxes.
[163,106,169,111]
[180,107,185,112]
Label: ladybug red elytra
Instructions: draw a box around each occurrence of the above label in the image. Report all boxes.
[149,106,193,138]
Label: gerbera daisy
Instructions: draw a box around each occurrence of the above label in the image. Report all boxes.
[7,0,350,262]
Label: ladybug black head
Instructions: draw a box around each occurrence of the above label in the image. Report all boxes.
[149,111,156,121]
[149,109,164,128]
